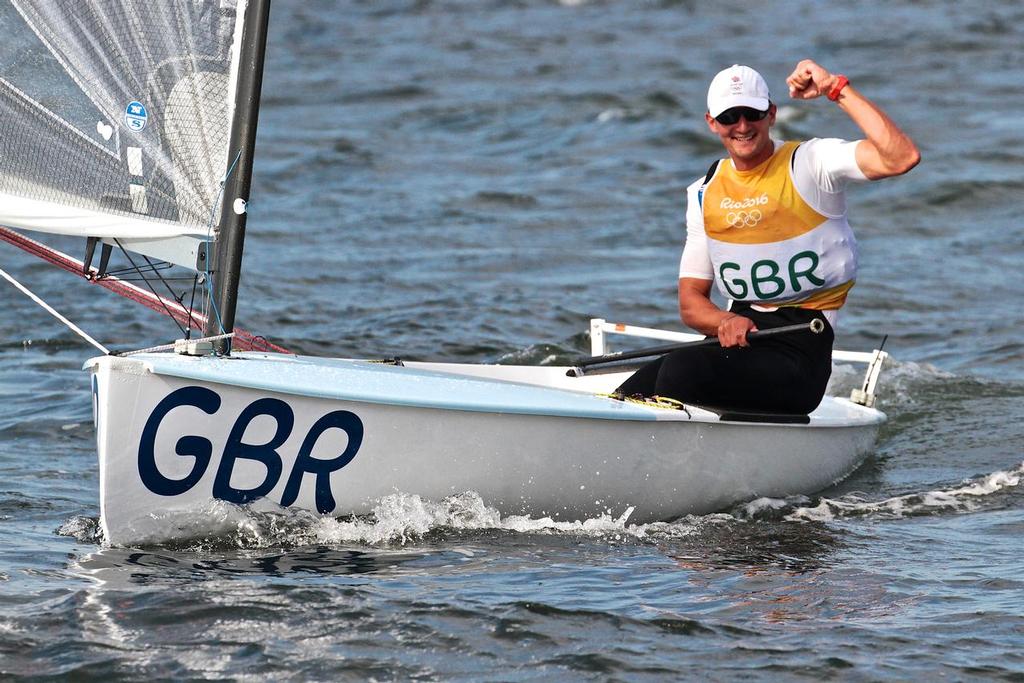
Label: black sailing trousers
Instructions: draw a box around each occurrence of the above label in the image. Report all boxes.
[614,303,835,415]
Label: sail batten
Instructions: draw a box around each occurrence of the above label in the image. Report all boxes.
[0,1,243,265]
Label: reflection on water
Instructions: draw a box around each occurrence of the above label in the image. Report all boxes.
[660,518,845,574]
[72,545,434,587]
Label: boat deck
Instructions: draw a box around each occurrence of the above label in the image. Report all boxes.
[90,352,885,427]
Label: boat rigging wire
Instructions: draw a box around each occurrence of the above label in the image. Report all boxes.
[203,149,243,337]
[186,274,200,340]
[0,226,290,354]
[100,259,174,279]
[0,266,110,354]
[135,251,196,317]
[113,239,188,337]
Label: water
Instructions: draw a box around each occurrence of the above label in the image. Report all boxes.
[2,0,1024,679]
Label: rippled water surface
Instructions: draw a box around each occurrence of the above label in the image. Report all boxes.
[2,1,1024,679]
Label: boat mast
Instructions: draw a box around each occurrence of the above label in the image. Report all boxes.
[206,0,272,354]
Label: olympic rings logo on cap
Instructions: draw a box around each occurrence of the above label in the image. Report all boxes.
[726,209,762,228]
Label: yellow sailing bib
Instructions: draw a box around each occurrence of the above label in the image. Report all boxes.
[701,141,857,310]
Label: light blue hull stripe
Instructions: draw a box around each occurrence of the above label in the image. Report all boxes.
[124,353,659,421]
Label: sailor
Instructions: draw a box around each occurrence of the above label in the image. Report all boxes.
[616,60,919,414]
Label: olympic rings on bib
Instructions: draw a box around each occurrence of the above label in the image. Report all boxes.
[726,209,763,228]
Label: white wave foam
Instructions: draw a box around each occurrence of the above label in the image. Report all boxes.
[739,495,809,518]
[773,105,805,123]
[307,492,645,546]
[493,343,564,366]
[70,490,719,548]
[84,462,1021,548]
[125,492,658,549]
[56,515,102,543]
[785,462,1024,522]
[597,108,626,123]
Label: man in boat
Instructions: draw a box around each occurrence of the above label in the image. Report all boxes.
[616,60,919,414]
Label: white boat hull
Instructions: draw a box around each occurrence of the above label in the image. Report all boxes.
[88,352,884,545]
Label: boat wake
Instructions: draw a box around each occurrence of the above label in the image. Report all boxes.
[826,355,952,409]
[57,461,1022,549]
[741,462,1024,523]
[57,492,651,549]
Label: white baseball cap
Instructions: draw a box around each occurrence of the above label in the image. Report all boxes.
[706,65,770,118]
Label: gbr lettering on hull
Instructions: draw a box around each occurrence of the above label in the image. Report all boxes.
[137,386,364,513]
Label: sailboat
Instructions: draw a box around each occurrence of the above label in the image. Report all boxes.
[0,0,888,546]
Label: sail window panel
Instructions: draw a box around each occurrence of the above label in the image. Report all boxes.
[127,147,144,177]
[0,1,240,240]
[129,184,149,215]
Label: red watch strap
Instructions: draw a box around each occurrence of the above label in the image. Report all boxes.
[827,75,850,101]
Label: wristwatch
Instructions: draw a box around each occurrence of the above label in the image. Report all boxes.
[827,75,850,101]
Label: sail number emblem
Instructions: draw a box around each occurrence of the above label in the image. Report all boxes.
[124,101,148,131]
[138,387,364,514]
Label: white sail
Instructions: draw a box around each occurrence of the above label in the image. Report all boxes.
[0,1,245,268]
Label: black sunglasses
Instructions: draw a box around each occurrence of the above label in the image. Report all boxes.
[714,106,770,125]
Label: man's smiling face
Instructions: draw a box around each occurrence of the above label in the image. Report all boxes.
[706,103,777,170]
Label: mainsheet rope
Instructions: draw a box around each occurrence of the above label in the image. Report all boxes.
[1,265,237,356]
[0,266,110,354]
